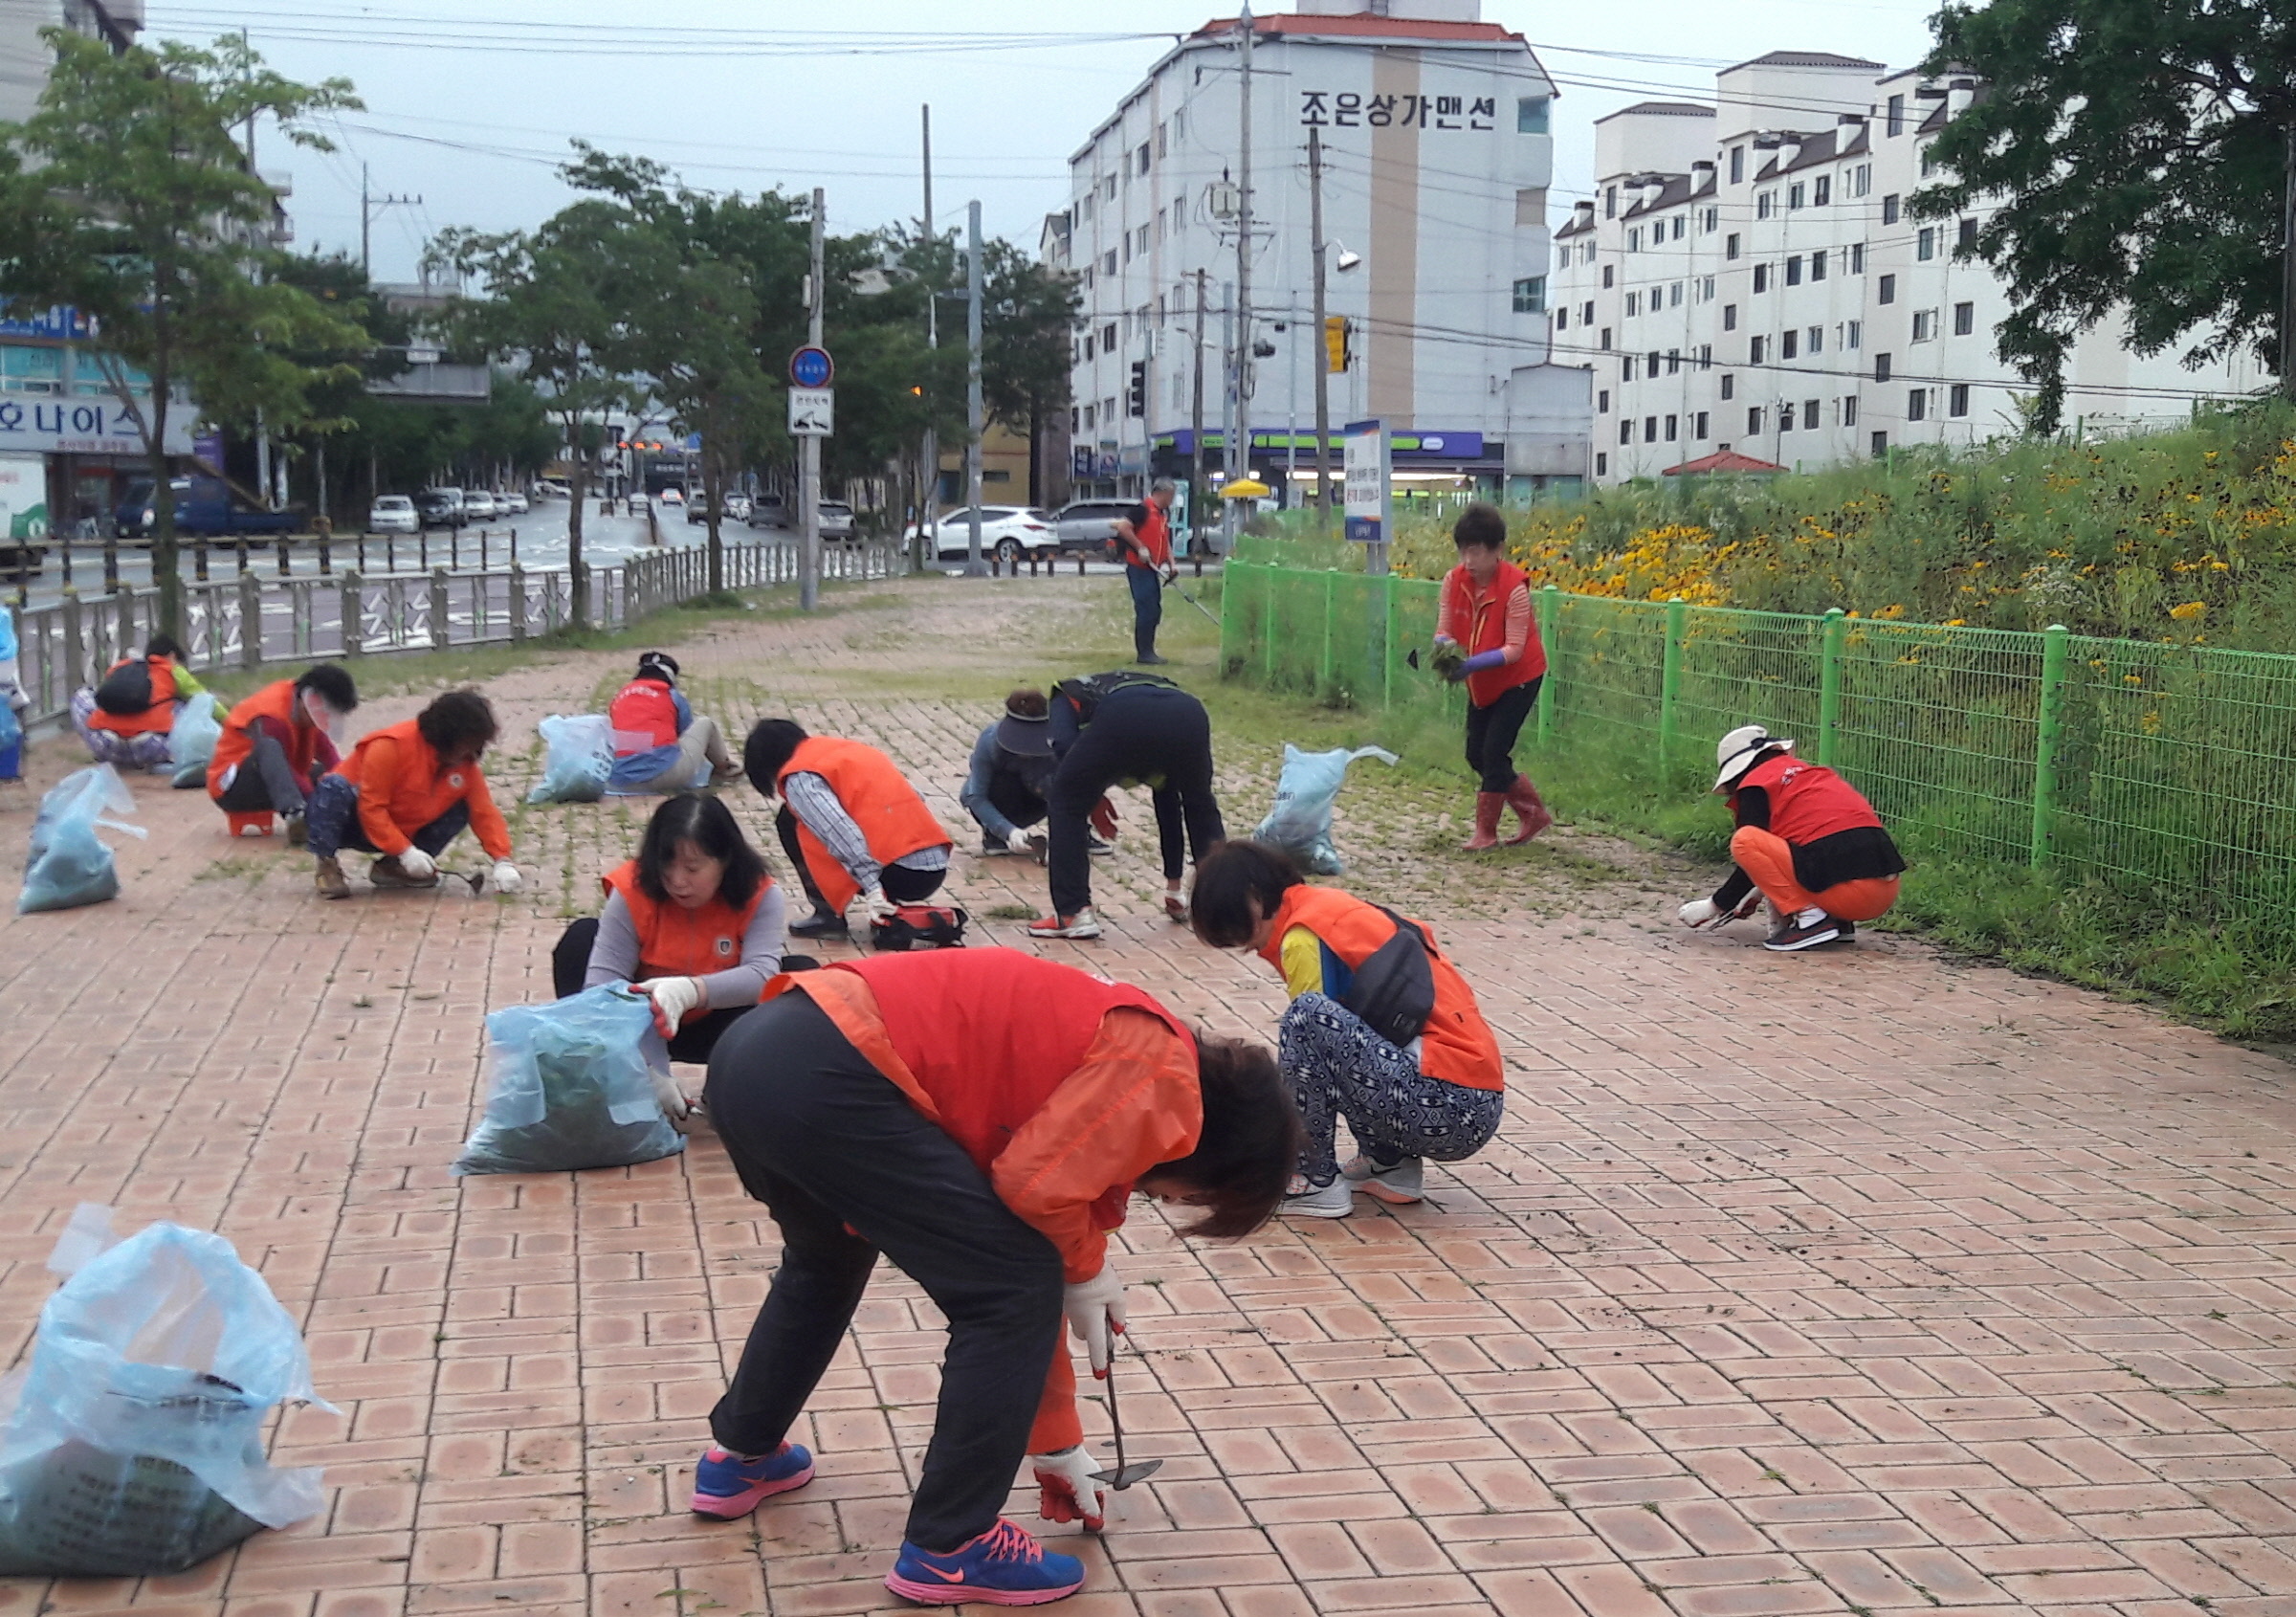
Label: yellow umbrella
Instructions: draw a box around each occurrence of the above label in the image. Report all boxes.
[1220,476,1272,498]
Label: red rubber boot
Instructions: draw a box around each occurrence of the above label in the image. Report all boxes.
[1460,791,1505,852]
[1504,775,1554,844]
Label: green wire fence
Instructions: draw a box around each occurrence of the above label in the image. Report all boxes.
[1219,545,2296,913]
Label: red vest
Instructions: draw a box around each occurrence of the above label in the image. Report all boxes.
[779,736,949,911]
[1733,754,1883,845]
[1127,501,1172,568]
[1442,560,1546,705]
[840,949,1193,1178]
[608,678,679,753]
[209,679,318,798]
[602,860,771,979]
[1259,885,1504,1092]
[88,656,179,737]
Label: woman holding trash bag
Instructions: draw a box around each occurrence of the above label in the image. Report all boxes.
[207,662,360,837]
[1433,501,1553,851]
[607,652,741,794]
[306,687,520,900]
[553,793,788,1065]
[1189,839,1505,1218]
[70,634,212,770]
[741,719,952,939]
[693,947,1297,1606]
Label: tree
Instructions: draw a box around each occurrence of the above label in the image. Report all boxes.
[980,239,1081,506]
[0,30,366,636]
[1918,0,2296,432]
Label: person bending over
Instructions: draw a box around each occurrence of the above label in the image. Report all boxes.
[1190,839,1506,1218]
[73,633,210,771]
[742,719,952,939]
[1432,501,1553,850]
[307,687,520,900]
[207,663,360,841]
[606,651,740,794]
[1679,724,1906,951]
[693,947,1296,1606]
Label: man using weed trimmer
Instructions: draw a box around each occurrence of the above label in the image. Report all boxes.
[1680,724,1906,951]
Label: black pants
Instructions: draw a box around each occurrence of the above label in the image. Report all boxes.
[550,917,750,1065]
[984,767,1048,836]
[214,732,315,815]
[775,806,946,914]
[703,993,1064,1553]
[1048,686,1224,919]
[1463,677,1540,793]
[1126,564,1162,660]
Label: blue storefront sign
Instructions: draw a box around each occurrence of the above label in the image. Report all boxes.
[0,305,94,343]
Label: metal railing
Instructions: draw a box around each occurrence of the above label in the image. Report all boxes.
[1221,553,2296,912]
[6,541,898,728]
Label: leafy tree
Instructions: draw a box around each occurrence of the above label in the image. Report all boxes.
[1918,0,2296,432]
[0,30,366,636]
[980,238,1081,505]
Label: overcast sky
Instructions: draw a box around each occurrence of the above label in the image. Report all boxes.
[142,0,1940,285]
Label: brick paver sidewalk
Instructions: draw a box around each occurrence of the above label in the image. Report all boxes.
[4,575,2295,1617]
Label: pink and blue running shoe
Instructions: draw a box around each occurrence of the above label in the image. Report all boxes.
[690,1441,814,1517]
[884,1517,1086,1606]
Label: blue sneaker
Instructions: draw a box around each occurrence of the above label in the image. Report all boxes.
[884,1517,1085,1606]
[690,1441,814,1518]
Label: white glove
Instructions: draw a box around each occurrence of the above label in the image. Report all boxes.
[396,847,436,881]
[640,975,705,1032]
[490,860,522,895]
[1678,897,1721,929]
[1030,1445,1111,1530]
[1062,1266,1127,1377]
[863,887,898,924]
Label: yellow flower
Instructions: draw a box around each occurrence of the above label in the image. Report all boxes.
[2168,601,2206,621]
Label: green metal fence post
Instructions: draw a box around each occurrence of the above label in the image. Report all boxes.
[1218,562,1237,674]
[1537,583,1559,745]
[2031,622,2069,868]
[1318,570,1336,698]
[1263,565,1276,683]
[1382,571,1398,710]
[1818,606,1846,766]
[1658,594,1687,779]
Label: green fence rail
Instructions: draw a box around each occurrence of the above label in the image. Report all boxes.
[1219,553,2296,911]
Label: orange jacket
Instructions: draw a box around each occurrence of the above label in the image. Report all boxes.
[209,679,338,800]
[1440,558,1546,706]
[764,949,1201,1451]
[1259,885,1504,1092]
[339,719,512,859]
[600,860,772,979]
[87,655,179,737]
[1732,753,1884,845]
[778,735,949,911]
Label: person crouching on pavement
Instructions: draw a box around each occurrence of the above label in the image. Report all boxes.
[307,687,520,899]
[73,633,212,771]
[692,947,1296,1606]
[1189,839,1505,1218]
[208,663,361,841]
[1679,724,1906,951]
[741,719,952,940]
[606,651,740,794]
[962,687,1059,858]
[1433,501,1553,850]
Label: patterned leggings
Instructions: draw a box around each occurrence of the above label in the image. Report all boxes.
[69,687,173,770]
[1278,992,1505,1183]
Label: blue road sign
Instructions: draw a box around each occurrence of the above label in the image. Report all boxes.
[790,346,834,388]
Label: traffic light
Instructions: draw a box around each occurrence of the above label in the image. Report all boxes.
[1127,361,1146,418]
[1324,316,1351,374]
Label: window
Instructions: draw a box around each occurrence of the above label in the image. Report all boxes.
[1669,282,1683,308]
[1721,374,1736,400]
[1647,349,1662,373]
[1730,145,1746,184]
[1887,94,1906,136]
[1780,330,1798,360]
[1846,320,1863,349]
[1843,396,1859,427]
[1667,348,1681,375]
[1604,185,1618,218]
[1807,325,1824,353]
[1726,233,1742,260]
[1853,163,1871,196]
[1082,267,1094,291]
[1597,453,1608,476]
[1581,300,1595,323]
[1,345,63,393]
[1699,276,1715,300]
[1753,264,1770,294]
[1601,265,1615,289]
[1645,416,1659,443]
[1081,334,1094,361]
[1102,250,1117,276]
[1957,216,1977,250]
[1804,397,1821,428]
[1748,407,1765,433]
[1814,175,1832,206]
[1917,227,1936,261]
[1519,188,1549,227]
[1695,411,1710,438]
[1788,182,1805,210]
[1850,243,1866,274]
[1750,335,1767,364]
[1875,353,1892,382]
[1811,250,1828,281]
[1882,193,1901,225]
[1665,413,1679,441]
[1083,404,1096,430]
[1517,96,1551,134]
[1556,243,1570,272]
[1070,405,1080,432]
[1785,255,1803,286]
[1598,388,1610,412]
[1512,277,1547,313]
[1625,291,1641,317]
[1954,300,1975,336]
[1699,344,1712,367]
[1780,402,1797,432]
[1628,227,1642,253]
[1600,327,1612,349]
[1137,142,1152,175]
[1878,274,1896,304]
[1921,146,1938,178]
[1702,207,1718,232]
[1554,308,1568,330]
[1908,388,1928,421]
[1622,356,1637,382]
[1157,122,1167,158]
[1619,420,1633,445]
[1723,303,1738,331]
[1950,383,1971,416]
[1756,190,1775,220]
[1101,322,1117,349]
[1872,430,1888,456]
[1911,309,1937,342]
[1671,216,1685,241]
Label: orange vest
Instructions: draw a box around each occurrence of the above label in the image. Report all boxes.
[209,679,320,797]
[778,735,949,911]
[1442,559,1547,706]
[340,719,512,858]
[601,860,771,979]
[1733,754,1884,845]
[1259,885,1504,1092]
[88,656,180,737]
[607,679,679,753]
[1128,500,1172,568]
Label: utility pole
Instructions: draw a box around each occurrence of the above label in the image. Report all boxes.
[1309,124,1334,521]
[360,163,422,278]
[964,199,987,576]
[800,187,826,611]
[919,104,939,567]
[2282,119,2296,401]
[1234,2,1255,507]
[1222,282,1238,550]
[1190,270,1206,556]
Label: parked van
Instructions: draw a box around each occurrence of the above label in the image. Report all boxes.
[116,476,297,539]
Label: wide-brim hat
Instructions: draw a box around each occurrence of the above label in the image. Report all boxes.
[996,710,1054,758]
[1712,724,1792,792]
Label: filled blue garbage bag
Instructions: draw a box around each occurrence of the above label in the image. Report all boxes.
[0,698,20,783]
[1253,743,1398,875]
[0,1219,334,1577]
[525,713,615,805]
[19,764,144,914]
[453,985,684,1175]
[167,692,223,788]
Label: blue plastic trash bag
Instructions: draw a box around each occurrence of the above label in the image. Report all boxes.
[525,713,615,805]
[453,985,684,1175]
[0,698,19,783]
[19,764,145,915]
[1253,743,1399,876]
[0,1216,335,1577]
[168,692,223,788]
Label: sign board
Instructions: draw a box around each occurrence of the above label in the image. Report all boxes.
[1342,418,1390,545]
[789,345,834,389]
[0,395,192,459]
[0,304,92,343]
[0,454,47,540]
[788,388,834,437]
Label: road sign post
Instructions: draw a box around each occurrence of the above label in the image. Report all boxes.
[788,388,834,437]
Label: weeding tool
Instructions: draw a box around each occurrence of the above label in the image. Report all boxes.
[1161,573,1222,625]
[1087,1351,1163,1492]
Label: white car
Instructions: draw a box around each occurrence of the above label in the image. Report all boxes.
[907,506,1059,564]
[531,479,571,500]
[499,490,530,515]
[462,491,498,521]
[368,495,418,534]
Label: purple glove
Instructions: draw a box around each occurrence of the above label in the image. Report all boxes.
[1448,649,1507,681]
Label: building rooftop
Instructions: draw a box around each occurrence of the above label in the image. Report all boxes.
[1596,100,1716,122]
[1726,50,1887,73]
[1193,12,1525,43]
[1665,448,1789,476]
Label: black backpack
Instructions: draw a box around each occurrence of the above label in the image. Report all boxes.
[93,659,155,717]
[1343,906,1439,1048]
[1055,670,1181,727]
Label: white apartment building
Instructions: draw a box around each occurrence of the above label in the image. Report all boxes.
[0,0,141,123]
[1047,0,1590,506]
[1552,53,2270,485]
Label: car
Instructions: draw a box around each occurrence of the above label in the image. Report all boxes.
[627,494,650,516]
[117,475,298,539]
[746,497,793,531]
[499,490,530,515]
[462,491,498,521]
[415,488,464,529]
[905,506,1059,564]
[685,497,724,525]
[1054,498,1138,556]
[531,479,571,500]
[819,499,856,542]
[368,495,419,534]
[724,494,752,522]
[657,487,685,505]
